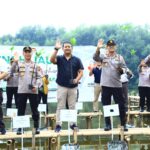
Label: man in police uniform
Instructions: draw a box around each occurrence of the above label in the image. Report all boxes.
[0,58,8,134]
[11,47,42,134]
[144,54,150,66]
[93,39,128,131]
[5,57,19,109]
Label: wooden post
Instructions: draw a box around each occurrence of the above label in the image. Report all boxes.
[6,139,15,150]
[125,135,131,150]
[98,111,101,128]
[57,135,60,150]
[120,126,124,141]
[51,118,56,130]
[86,116,92,129]
[32,128,36,150]
[73,130,78,144]
[46,116,52,129]
[48,137,57,150]
[12,139,15,150]
[7,140,12,150]
[127,98,131,124]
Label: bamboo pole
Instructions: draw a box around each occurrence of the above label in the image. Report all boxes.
[57,135,60,150]
[32,128,36,150]
[86,116,92,129]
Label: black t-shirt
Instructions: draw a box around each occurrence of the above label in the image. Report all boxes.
[56,55,84,88]
[92,67,102,84]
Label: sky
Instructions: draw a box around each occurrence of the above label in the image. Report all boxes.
[0,0,150,36]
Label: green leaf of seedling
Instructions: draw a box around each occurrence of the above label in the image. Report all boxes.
[120,25,132,31]
[130,49,136,55]
[35,49,45,58]
[10,46,14,52]
[70,38,77,46]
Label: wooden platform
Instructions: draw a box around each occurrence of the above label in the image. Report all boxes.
[3,112,102,120]
[128,96,140,100]
[0,128,150,140]
[126,111,150,115]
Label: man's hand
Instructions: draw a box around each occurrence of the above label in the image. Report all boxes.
[97,39,104,49]
[45,75,49,79]
[117,67,123,74]
[32,87,37,93]
[73,78,79,84]
[55,39,62,50]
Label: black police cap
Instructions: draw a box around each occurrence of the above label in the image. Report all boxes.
[106,40,116,46]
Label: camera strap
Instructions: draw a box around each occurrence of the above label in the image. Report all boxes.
[30,62,36,86]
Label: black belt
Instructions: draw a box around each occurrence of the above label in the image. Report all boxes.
[122,82,128,84]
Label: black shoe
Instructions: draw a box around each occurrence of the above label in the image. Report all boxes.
[0,128,6,135]
[140,108,144,112]
[124,125,128,132]
[70,124,79,131]
[104,125,111,131]
[35,128,40,134]
[93,110,98,113]
[55,125,61,133]
[147,108,150,112]
[17,128,23,135]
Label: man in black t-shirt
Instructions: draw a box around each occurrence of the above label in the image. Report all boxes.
[89,61,102,112]
[50,40,84,132]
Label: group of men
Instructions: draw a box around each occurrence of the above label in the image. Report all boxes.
[0,38,149,135]
[0,47,49,135]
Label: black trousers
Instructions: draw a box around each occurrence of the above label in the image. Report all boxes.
[38,91,48,113]
[101,86,126,126]
[6,87,18,108]
[17,94,39,128]
[0,88,5,129]
[122,82,128,111]
[138,87,150,109]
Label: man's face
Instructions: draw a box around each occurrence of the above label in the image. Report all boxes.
[23,50,32,61]
[63,43,72,55]
[107,45,116,53]
[96,62,101,67]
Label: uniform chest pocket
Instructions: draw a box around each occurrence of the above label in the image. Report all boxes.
[102,59,109,67]
[19,66,25,77]
[29,67,37,77]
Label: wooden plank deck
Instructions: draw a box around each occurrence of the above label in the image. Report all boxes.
[3,112,102,120]
[128,96,139,100]
[0,128,150,140]
[126,111,150,115]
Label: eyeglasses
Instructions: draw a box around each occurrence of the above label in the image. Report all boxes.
[64,46,72,49]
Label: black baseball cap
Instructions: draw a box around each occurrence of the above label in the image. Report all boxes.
[106,40,116,46]
[23,46,32,52]
[10,57,14,62]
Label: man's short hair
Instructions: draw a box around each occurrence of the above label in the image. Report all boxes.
[62,41,73,48]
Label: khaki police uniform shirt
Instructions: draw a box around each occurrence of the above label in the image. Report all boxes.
[5,66,19,87]
[93,51,127,87]
[11,61,42,94]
